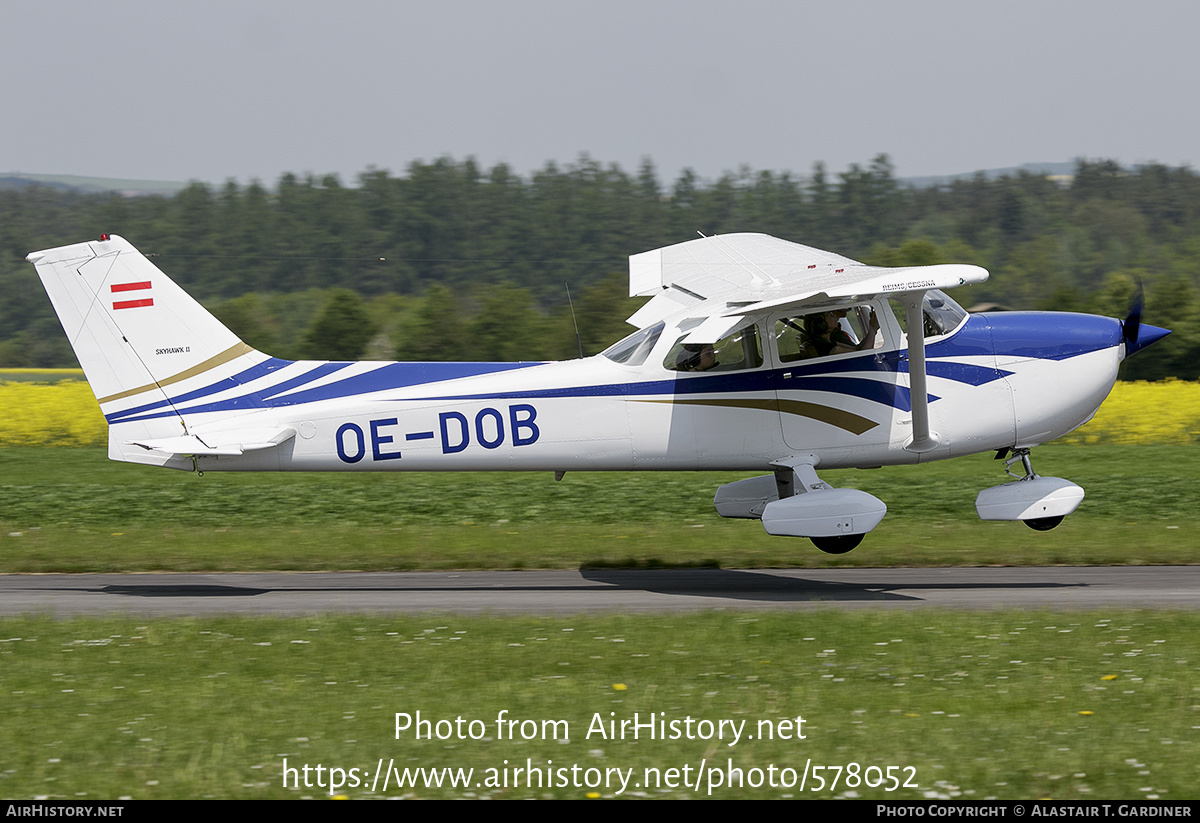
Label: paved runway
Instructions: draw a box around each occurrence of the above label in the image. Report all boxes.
[1,566,1197,616]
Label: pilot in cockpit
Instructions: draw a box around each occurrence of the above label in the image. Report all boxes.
[676,343,718,371]
[799,308,879,358]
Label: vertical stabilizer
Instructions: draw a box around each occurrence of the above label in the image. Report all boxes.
[27,235,271,465]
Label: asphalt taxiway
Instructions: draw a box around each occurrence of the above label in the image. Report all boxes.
[1,566,1196,616]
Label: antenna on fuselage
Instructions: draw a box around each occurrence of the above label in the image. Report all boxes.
[565,282,584,359]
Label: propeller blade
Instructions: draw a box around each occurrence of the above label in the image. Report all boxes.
[1122,283,1143,346]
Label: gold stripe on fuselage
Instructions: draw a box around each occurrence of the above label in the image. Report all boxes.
[632,397,878,435]
[97,342,256,405]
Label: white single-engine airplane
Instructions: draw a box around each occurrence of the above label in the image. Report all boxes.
[28,233,1168,553]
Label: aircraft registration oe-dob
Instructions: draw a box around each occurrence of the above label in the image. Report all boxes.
[28,232,1169,554]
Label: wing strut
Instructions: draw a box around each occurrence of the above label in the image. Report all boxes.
[900,291,940,453]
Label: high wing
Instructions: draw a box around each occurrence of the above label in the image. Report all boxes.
[627,233,988,337]
[627,233,989,454]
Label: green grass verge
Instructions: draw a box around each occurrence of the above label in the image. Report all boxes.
[2,445,1198,571]
[1,610,1195,799]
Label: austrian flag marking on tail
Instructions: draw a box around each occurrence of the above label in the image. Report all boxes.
[111,281,153,310]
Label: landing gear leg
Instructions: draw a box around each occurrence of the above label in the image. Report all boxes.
[1001,447,1036,482]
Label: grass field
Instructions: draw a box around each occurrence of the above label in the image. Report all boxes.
[2,610,1197,800]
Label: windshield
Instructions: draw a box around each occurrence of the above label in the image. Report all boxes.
[601,322,664,366]
[889,290,968,339]
[921,290,968,336]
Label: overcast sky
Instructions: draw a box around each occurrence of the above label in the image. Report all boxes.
[4,0,1198,186]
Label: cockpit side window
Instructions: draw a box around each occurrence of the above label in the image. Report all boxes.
[663,324,763,372]
[774,304,883,363]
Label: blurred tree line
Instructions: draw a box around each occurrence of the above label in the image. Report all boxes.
[2,154,1197,378]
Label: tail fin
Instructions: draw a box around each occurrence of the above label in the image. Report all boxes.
[27,235,273,465]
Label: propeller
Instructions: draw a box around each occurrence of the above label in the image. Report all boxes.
[1119,280,1171,358]
[1121,281,1143,348]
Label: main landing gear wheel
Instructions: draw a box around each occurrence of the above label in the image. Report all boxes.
[810,534,864,554]
[1024,516,1064,532]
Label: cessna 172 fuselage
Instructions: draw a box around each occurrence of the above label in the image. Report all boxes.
[28,233,1168,553]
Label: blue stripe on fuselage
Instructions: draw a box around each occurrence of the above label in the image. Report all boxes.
[104,360,546,424]
[258,361,547,406]
[105,357,295,423]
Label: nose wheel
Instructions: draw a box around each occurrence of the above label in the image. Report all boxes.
[976,448,1084,529]
[1024,515,1064,531]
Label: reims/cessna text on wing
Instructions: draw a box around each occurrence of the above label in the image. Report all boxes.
[28,233,1168,553]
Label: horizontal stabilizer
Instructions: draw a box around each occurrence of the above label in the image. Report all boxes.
[129,427,296,456]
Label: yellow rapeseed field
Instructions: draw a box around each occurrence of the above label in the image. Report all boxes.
[0,378,1197,448]
[0,380,107,446]
[1057,378,1200,446]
